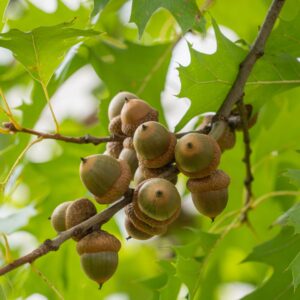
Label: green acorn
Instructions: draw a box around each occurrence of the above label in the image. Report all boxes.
[80,154,131,204]
[76,230,121,288]
[133,121,176,168]
[133,178,181,227]
[124,217,153,240]
[120,99,158,136]
[119,137,138,176]
[50,201,72,232]
[175,133,221,178]
[187,170,230,221]
[133,166,146,186]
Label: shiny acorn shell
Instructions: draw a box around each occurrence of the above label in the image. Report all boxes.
[133,166,146,186]
[120,99,158,136]
[108,91,137,120]
[50,201,72,232]
[80,154,131,204]
[133,121,176,168]
[119,148,138,177]
[187,170,230,220]
[65,198,97,241]
[175,133,221,178]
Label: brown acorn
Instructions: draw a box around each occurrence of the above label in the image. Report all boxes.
[108,115,123,136]
[65,198,97,241]
[76,230,121,288]
[140,164,178,185]
[132,178,181,227]
[187,170,230,221]
[133,121,176,168]
[175,133,221,178]
[80,154,131,204]
[120,99,158,136]
[124,217,153,240]
[50,201,72,232]
[209,121,236,152]
[133,166,146,186]
[125,203,167,236]
[106,141,123,158]
[119,137,138,176]
[231,104,258,130]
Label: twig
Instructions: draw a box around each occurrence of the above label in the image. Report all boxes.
[237,98,254,222]
[4,122,124,145]
[0,191,133,276]
[215,0,286,119]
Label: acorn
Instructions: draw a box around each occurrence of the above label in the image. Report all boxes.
[125,203,167,236]
[132,178,181,227]
[65,198,97,241]
[209,121,236,152]
[106,141,123,158]
[50,201,72,232]
[120,99,158,136]
[175,133,221,178]
[133,166,146,186]
[187,170,230,221]
[231,104,258,130]
[133,121,176,168]
[124,217,153,240]
[80,154,131,204]
[108,115,123,136]
[118,137,138,176]
[76,230,121,288]
[140,164,178,184]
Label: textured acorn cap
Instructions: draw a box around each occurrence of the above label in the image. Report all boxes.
[133,121,176,168]
[209,121,236,152]
[108,116,123,136]
[123,137,134,149]
[141,164,178,184]
[125,217,153,240]
[175,133,221,178]
[119,148,138,177]
[65,198,97,240]
[106,141,123,158]
[125,203,167,236]
[133,166,146,186]
[133,178,181,226]
[187,170,230,193]
[80,251,118,285]
[77,230,121,255]
[108,91,137,120]
[51,201,72,232]
[80,155,131,204]
[121,99,158,136]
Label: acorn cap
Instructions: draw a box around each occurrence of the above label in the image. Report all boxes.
[121,99,158,136]
[140,164,178,184]
[175,133,221,178]
[133,121,176,168]
[108,115,123,136]
[124,217,153,240]
[187,170,230,193]
[209,121,236,152]
[108,91,137,120]
[77,230,121,255]
[80,155,131,204]
[65,198,97,241]
[125,203,167,236]
[106,141,123,158]
[51,201,72,232]
[133,178,181,225]
[123,137,134,149]
[119,148,138,177]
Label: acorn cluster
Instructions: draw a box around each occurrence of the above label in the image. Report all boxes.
[50,91,240,288]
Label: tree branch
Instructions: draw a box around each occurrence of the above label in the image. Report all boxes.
[0,191,133,276]
[216,0,286,119]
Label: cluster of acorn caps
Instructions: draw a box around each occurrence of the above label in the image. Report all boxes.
[50,91,256,288]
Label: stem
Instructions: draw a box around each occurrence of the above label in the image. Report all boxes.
[252,191,300,208]
[216,0,286,119]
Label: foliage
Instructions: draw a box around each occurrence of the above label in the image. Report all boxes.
[0,0,300,299]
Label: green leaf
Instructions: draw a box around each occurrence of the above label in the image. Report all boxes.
[130,0,201,37]
[289,252,300,289]
[275,204,300,234]
[0,206,36,234]
[92,0,110,16]
[284,169,300,187]
[0,0,9,31]
[177,19,300,129]
[0,22,99,85]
